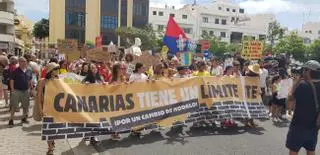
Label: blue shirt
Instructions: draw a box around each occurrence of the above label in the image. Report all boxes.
[290,80,319,129]
[11,67,32,91]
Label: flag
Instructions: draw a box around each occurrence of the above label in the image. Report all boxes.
[163,16,188,55]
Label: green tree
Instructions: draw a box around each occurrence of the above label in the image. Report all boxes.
[116,24,162,51]
[267,21,286,48]
[309,39,320,61]
[33,18,49,39]
[274,32,307,61]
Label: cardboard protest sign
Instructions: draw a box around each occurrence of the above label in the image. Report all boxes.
[241,40,263,60]
[41,77,268,140]
[86,47,111,62]
[57,39,78,51]
[133,52,161,68]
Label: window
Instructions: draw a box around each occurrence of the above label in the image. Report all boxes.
[220,32,226,38]
[203,17,209,23]
[226,8,230,12]
[101,16,118,29]
[170,13,175,17]
[209,31,214,36]
[231,17,235,22]
[202,30,207,35]
[215,18,219,24]
[158,25,164,31]
[66,11,85,27]
[303,38,312,44]
[66,0,86,9]
[239,8,245,13]
[309,30,312,34]
[318,30,320,35]
[232,9,236,12]
[305,30,308,33]
[153,11,157,15]
[221,19,227,25]
[0,2,8,11]
[159,11,164,16]
[218,7,222,10]
[182,15,188,19]
[101,0,117,14]
[183,28,192,34]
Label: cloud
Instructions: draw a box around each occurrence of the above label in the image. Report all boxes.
[14,0,49,14]
[238,0,320,14]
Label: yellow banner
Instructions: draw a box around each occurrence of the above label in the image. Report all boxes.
[41,77,267,140]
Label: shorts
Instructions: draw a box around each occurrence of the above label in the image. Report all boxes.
[10,90,30,110]
[286,127,318,152]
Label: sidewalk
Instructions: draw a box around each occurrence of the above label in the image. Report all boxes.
[0,100,98,155]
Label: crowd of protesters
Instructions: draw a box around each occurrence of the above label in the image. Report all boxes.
[0,51,319,155]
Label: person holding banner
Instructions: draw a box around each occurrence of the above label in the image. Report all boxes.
[109,63,128,139]
[34,62,60,155]
[151,63,167,80]
[81,63,105,144]
[80,62,89,77]
[59,60,68,74]
[192,61,210,77]
[82,63,105,84]
[129,63,148,83]
[209,57,223,76]
[245,64,263,127]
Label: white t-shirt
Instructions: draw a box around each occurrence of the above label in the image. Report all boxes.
[277,78,293,99]
[129,73,148,82]
[259,68,268,88]
[210,66,223,76]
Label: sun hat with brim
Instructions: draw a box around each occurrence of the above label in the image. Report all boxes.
[303,60,320,71]
[248,64,263,75]
[47,62,60,74]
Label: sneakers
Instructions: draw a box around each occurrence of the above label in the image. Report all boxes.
[8,120,13,126]
[21,117,29,124]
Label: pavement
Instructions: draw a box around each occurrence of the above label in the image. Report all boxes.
[0,100,320,155]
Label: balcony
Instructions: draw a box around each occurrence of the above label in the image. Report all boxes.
[0,11,14,25]
[0,33,14,42]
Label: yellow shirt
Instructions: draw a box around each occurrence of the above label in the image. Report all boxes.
[193,71,210,77]
[59,69,68,74]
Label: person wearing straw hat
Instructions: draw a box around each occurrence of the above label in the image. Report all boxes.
[286,60,320,155]
[247,63,263,76]
[243,63,263,127]
[34,62,60,155]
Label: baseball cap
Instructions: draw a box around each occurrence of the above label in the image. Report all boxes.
[303,60,320,71]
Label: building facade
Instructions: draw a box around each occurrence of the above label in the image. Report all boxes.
[294,22,320,44]
[49,0,149,46]
[0,0,15,53]
[149,0,274,43]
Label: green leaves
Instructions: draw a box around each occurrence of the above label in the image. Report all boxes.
[33,18,49,39]
[116,24,162,51]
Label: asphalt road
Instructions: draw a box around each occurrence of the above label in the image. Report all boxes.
[93,120,320,155]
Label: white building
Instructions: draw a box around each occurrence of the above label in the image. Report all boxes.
[0,0,15,53]
[149,0,275,43]
[294,22,320,44]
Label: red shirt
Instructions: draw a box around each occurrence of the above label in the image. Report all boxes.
[41,67,47,79]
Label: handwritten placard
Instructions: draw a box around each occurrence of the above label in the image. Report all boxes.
[241,40,263,60]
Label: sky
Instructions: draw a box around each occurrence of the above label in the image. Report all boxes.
[14,0,320,30]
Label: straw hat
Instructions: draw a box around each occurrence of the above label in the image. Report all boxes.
[47,62,60,73]
[248,64,263,75]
